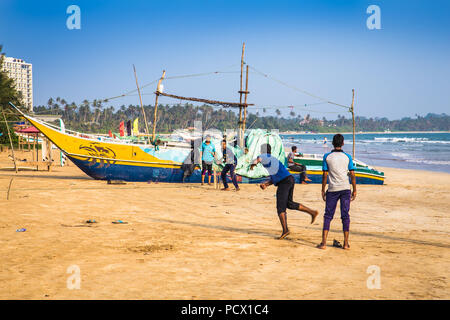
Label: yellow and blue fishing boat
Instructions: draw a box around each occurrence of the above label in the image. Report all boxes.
[8,102,384,185]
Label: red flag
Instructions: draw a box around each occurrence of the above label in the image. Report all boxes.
[119,121,125,137]
[108,130,112,138]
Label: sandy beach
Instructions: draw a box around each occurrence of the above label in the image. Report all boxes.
[0,149,449,300]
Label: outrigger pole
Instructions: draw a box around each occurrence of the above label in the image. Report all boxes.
[157,92,253,109]
[350,89,356,159]
[152,70,166,142]
[133,64,151,144]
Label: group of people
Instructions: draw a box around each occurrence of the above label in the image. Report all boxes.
[196,134,357,249]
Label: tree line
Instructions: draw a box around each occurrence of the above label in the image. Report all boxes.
[32,98,450,134]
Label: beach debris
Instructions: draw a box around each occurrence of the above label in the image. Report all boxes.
[129,244,173,253]
[332,239,343,248]
[112,220,128,224]
[61,224,93,228]
[107,180,126,185]
[16,228,26,232]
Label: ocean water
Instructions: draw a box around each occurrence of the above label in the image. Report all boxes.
[281,132,450,173]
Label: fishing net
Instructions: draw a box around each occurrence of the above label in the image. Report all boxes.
[208,129,287,179]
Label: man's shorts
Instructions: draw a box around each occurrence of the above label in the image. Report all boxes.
[201,161,213,176]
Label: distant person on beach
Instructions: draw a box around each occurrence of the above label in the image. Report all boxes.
[220,140,240,191]
[201,136,216,185]
[181,139,200,183]
[317,134,357,250]
[250,144,318,239]
[323,137,327,146]
[287,146,311,184]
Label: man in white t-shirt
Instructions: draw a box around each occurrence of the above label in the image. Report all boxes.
[317,134,357,250]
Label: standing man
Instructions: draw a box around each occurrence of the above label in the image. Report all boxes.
[200,136,216,185]
[251,144,318,240]
[317,134,357,250]
[220,140,240,191]
[287,145,311,184]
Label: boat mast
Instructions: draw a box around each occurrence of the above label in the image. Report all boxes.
[152,70,166,142]
[238,42,245,147]
[133,64,151,144]
[242,65,249,137]
[350,89,356,159]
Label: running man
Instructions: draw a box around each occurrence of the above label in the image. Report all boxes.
[220,140,240,191]
[251,144,318,239]
[317,134,357,250]
[200,136,216,185]
[287,145,311,184]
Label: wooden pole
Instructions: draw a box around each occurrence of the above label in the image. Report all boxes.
[350,89,356,159]
[35,133,39,170]
[152,70,166,142]
[213,167,217,189]
[7,177,13,200]
[33,134,35,161]
[1,108,18,173]
[242,64,249,136]
[133,64,151,145]
[238,42,245,147]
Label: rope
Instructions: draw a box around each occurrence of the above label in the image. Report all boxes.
[251,104,341,114]
[247,65,350,110]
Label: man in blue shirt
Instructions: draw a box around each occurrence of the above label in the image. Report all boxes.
[251,144,318,239]
[318,134,357,250]
[201,136,216,185]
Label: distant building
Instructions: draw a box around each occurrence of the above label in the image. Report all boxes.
[1,56,33,111]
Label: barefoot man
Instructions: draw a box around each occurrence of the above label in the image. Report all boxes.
[251,144,318,239]
[318,134,357,250]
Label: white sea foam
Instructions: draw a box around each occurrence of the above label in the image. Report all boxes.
[374,137,428,143]
[391,152,411,158]
[405,159,450,166]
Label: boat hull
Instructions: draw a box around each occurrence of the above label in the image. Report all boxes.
[68,155,270,184]
[293,158,385,185]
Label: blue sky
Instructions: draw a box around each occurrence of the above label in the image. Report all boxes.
[1,0,449,119]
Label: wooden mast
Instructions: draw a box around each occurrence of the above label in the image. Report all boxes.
[238,42,245,147]
[152,70,166,142]
[242,65,249,134]
[350,89,356,159]
[133,64,151,144]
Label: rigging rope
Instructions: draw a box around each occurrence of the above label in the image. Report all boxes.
[247,65,350,110]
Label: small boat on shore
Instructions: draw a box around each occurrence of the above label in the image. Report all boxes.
[291,153,385,185]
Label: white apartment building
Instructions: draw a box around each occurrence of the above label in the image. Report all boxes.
[1,56,33,111]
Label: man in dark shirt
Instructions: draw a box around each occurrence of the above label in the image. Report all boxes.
[287,145,310,184]
[220,140,240,191]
